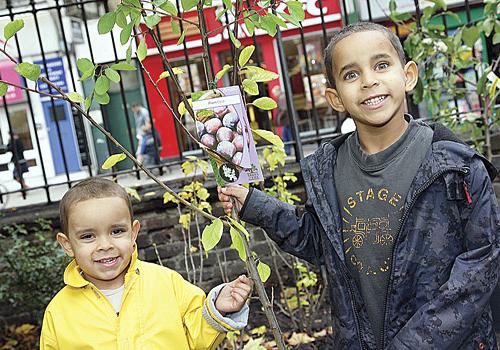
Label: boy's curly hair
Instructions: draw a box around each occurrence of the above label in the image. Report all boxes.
[324,22,407,88]
[59,177,133,234]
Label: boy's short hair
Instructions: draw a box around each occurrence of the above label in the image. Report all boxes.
[132,102,141,108]
[59,178,133,234]
[324,22,407,88]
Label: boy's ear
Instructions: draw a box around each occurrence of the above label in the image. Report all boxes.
[325,88,346,113]
[131,220,140,244]
[404,61,419,92]
[56,232,75,258]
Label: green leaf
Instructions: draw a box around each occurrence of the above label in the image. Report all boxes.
[15,62,41,81]
[239,45,255,67]
[181,0,198,11]
[429,0,446,10]
[260,14,277,36]
[84,96,92,111]
[242,79,259,95]
[4,19,24,41]
[222,0,232,11]
[105,68,121,83]
[245,66,279,82]
[145,14,161,29]
[462,26,480,47]
[227,217,250,239]
[115,11,128,28]
[201,218,223,251]
[171,20,180,34]
[413,78,423,103]
[178,101,187,115]
[389,0,397,13]
[476,69,490,97]
[111,63,136,71]
[493,33,500,45]
[120,22,133,45]
[67,92,84,103]
[177,29,186,45]
[137,39,147,62]
[268,13,287,28]
[98,12,116,34]
[160,1,178,16]
[126,43,133,64]
[244,17,255,36]
[77,58,94,73]
[482,18,494,37]
[101,153,126,169]
[230,227,247,261]
[252,97,277,110]
[215,64,232,80]
[252,128,284,149]
[94,92,110,105]
[278,11,300,27]
[0,82,8,97]
[153,0,167,5]
[287,1,305,22]
[229,31,241,48]
[95,75,110,95]
[257,261,271,283]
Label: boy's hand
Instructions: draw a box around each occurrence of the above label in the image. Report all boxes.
[217,186,249,215]
[215,275,253,315]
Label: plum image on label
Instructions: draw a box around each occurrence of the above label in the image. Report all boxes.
[192,86,264,186]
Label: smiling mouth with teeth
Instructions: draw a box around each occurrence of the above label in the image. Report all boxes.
[96,257,118,263]
[362,95,388,105]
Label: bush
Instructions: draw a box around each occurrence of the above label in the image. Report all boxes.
[0,219,69,325]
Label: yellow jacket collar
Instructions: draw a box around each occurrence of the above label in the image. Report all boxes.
[64,247,140,288]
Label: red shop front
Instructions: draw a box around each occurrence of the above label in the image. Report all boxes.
[141,0,342,159]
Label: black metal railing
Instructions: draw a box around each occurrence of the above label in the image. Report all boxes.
[0,0,490,208]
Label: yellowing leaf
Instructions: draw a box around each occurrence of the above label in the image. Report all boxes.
[101,153,126,169]
[242,79,259,95]
[257,260,271,282]
[156,67,185,82]
[239,45,255,67]
[215,64,232,80]
[201,218,223,251]
[137,38,147,62]
[252,97,277,110]
[196,187,210,201]
[252,129,284,150]
[179,213,191,229]
[163,191,179,204]
[287,332,315,346]
[125,187,141,201]
[67,92,84,103]
[245,66,279,82]
[181,160,195,175]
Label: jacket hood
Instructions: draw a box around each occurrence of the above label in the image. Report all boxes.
[63,247,139,288]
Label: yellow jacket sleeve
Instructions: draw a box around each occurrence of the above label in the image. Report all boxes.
[173,272,226,350]
[40,309,58,350]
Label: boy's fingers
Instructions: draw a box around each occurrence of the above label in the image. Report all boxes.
[230,290,246,304]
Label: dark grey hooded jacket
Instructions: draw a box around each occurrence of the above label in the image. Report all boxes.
[240,123,500,349]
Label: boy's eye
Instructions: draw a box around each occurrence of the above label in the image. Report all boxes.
[344,71,358,80]
[376,62,389,70]
[80,233,94,240]
[111,229,125,236]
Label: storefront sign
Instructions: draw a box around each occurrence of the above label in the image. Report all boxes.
[0,60,25,105]
[35,57,69,96]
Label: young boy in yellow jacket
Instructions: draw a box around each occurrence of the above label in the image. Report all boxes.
[40,177,253,349]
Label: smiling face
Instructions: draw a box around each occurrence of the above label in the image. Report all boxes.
[325,30,418,131]
[57,197,140,290]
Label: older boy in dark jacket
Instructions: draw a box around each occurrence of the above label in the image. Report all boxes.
[219,22,500,349]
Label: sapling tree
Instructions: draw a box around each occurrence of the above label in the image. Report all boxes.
[389,0,499,160]
[0,0,307,347]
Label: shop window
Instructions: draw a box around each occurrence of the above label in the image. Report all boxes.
[283,34,339,134]
[10,108,33,151]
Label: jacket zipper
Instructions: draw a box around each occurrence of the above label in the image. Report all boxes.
[379,166,470,349]
[339,263,368,350]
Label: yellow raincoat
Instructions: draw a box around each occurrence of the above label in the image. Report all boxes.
[40,250,230,349]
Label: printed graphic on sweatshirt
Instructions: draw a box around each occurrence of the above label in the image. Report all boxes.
[340,187,403,276]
